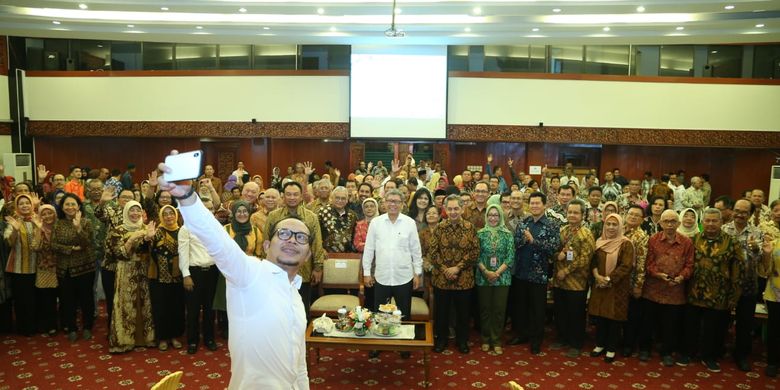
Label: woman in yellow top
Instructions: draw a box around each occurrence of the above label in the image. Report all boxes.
[761,234,780,377]
[4,194,39,336]
[213,200,263,339]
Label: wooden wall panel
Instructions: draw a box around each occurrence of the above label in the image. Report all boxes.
[268,139,350,181]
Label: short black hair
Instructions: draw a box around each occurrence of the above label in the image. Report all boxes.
[283,181,303,193]
[57,192,84,219]
[588,186,602,195]
[713,195,734,209]
[127,163,136,169]
[111,169,121,176]
[529,191,547,205]
[358,182,373,193]
[558,184,574,195]
[627,204,646,217]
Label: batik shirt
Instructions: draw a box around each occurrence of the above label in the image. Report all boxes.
[429,219,479,290]
[318,204,358,253]
[602,182,622,202]
[476,229,515,287]
[721,222,763,297]
[688,231,744,310]
[625,226,649,297]
[552,224,595,291]
[513,214,561,284]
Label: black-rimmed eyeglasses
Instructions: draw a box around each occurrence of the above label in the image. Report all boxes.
[274,228,310,245]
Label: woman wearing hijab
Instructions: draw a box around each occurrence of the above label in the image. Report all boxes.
[149,205,184,351]
[677,208,700,239]
[590,201,619,240]
[108,200,156,353]
[353,198,378,253]
[213,200,263,339]
[588,213,635,363]
[32,204,58,335]
[475,204,515,355]
[4,194,39,336]
[52,193,94,342]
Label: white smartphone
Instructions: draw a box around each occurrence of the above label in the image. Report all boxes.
[164,150,204,182]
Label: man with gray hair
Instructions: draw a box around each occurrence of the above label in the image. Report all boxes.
[362,188,423,359]
[678,207,745,373]
[318,186,358,253]
[307,178,333,215]
[682,176,706,219]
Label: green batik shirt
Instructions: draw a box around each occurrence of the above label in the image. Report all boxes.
[475,229,515,287]
[688,231,744,310]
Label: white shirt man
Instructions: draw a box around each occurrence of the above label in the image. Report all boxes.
[178,225,220,354]
[165,166,311,389]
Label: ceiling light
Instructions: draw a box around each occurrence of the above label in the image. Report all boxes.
[161,7,169,11]
[127,24,134,27]
[472,7,482,15]
[317,7,324,14]
[239,8,247,13]
[78,3,88,10]
[755,23,765,28]
[263,26,270,30]
[532,27,539,32]
[724,5,735,10]
[552,8,561,13]
[394,8,402,14]
[545,13,693,24]
[676,26,684,30]
[711,50,718,54]
[52,20,61,24]
[636,6,645,13]
[97,44,103,47]
[329,26,337,32]
[196,25,203,29]
[602,27,610,31]
[464,27,471,32]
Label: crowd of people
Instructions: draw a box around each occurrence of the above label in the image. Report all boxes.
[0,154,778,380]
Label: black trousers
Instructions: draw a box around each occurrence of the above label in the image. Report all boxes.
[101,269,116,330]
[622,297,646,351]
[639,301,684,357]
[59,271,95,332]
[374,280,413,320]
[733,294,757,360]
[10,273,36,335]
[150,281,185,340]
[299,282,312,318]
[434,287,471,345]
[185,266,218,346]
[553,288,587,349]
[35,287,58,333]
[595,316,622,352]
[767,300,780,367]
[512,278,547,348]
[683,304,729,361]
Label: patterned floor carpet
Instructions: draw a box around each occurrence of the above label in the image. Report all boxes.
[0,305,777,389]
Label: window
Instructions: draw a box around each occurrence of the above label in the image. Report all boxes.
[584,45,630,75]
[253,45,297,70]
[142,42,174,70]
[72,39,111,71]
[448,45,470,71]
[300,45,350,70]
[111,41,142,70]
[659,45,694,77]
[485,45,529,72]
[550,45,583,74]
[707,45,743,78]
[175,43,217,70]
[529,45,546,73]
[218,44,251,69]
[753,44,780,79]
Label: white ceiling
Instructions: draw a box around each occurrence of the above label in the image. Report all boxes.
[0,0,778,45]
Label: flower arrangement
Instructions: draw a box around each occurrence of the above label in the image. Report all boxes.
[348,306,373,336]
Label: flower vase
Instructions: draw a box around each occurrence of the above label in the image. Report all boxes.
[353,322,367,336]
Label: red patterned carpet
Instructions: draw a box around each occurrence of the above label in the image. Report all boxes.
[1,305,777,389]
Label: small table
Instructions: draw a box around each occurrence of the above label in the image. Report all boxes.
[306,320,434,387]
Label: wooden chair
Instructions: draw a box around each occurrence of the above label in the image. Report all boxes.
[390,275,434,321]
[151,371,183,390]
[309,253,364,318]
[508,380,524,390]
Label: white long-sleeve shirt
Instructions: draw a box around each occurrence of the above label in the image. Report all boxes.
[177,225,216,278]
[362,213,423,286]
[178,197,309,390]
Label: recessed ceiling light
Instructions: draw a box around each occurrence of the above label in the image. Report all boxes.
[464,27,471,32]
[636,6,645,13]
[724,5,735,10]
[97,44,103,48]
[196,25,203,29]
[52,20,61,25]
[160,7,169,11]
[602,26,610,32]
[756,23,765,28]
[329,26,337,32]
[676,26,685,30]
[263,26,270,30]
[317,8,325,15]
[239,8,247,13]
[552,8,561,13]
[532,27,540,32]
[472,7,482,15]
[394,8,402,14]
[711,50,718,54]
[127,24,134,28]
[78,3,88,10]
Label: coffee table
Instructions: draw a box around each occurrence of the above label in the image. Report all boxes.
[306,320,434,387]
